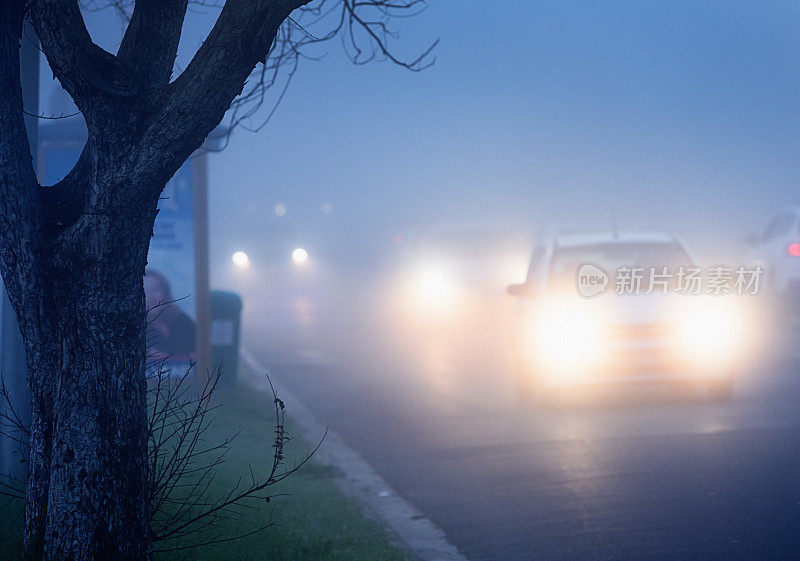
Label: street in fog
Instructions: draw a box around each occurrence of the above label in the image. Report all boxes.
[5,2,800,560]
[242,290,800,561]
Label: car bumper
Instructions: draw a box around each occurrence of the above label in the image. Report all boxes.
[532,345,734,388]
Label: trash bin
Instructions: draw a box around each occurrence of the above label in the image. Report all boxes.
[210,290,242,380]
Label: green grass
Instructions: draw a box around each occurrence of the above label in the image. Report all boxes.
[0,380,413,561]
[157,380,412,561]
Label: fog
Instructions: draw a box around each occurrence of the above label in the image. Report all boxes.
[190,2,800,384]
[205,1,800,264]
[48,3,800,259]
[34,0,799,394]
[24,2,800,559]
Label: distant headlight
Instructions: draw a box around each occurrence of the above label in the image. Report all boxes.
[292,247,309,266]
[232,251,250,269]
[418,269,448,300]
[410,266,457,313]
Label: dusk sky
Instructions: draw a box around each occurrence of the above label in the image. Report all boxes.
[43,1,800,276]
[13,4,800,557]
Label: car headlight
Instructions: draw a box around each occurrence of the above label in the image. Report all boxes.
[529,301,610,377]
[406,265,459,316]
[417,269,449,303]
[676,298,749,366]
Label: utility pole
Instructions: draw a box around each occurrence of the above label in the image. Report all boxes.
[0,21,37,479]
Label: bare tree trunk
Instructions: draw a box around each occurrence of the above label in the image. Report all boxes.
[1,0,421,557]
[24,350,55,561]
[19,172,159,560]
[38,300,151,561]
[1,3,185,552]
[0,0,288,553]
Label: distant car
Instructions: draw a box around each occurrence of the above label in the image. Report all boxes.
[747,207,800,313]
[508,231,754,402]
[395,227,529,317]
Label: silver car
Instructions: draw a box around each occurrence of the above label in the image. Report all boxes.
[508,231,756,402]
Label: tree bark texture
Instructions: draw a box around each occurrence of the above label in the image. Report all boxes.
[0,1,311,559]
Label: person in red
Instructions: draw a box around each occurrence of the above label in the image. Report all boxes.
[144,269,196,363]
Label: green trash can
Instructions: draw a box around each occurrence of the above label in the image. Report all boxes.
[210,290,243,380]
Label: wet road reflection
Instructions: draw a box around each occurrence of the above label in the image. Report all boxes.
[238,277,800,560]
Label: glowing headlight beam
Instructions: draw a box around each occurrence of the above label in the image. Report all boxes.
[232,251,250,269]
[419,270,447,299]
[407,267,458,315]
[529,300,610,378]
[292,247,309,266]
[677,298,749,366]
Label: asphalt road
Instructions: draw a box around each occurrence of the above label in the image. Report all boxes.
[242,294,800,561]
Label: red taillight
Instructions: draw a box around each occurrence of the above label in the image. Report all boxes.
[789,243,800,257]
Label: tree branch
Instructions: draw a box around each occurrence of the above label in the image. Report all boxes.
[31,0,143,112]
[133,0,313,189]
[203,0,438,145]
[66,0,436,201]
[117,0,189,88]
[0,2,45,314]
[28,0,94,108]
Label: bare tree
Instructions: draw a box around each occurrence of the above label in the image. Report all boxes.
[146,363,322,552]
[2,361,322,554]
[0,2,434,560]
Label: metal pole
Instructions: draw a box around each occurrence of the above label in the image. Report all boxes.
[192,150,211,380]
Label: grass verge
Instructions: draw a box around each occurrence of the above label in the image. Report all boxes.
[0,379,412,561]
[157,379,413,561]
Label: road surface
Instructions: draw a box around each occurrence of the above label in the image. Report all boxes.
[241,289,800,561]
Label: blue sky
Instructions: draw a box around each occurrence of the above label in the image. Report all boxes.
[43,1,800,275]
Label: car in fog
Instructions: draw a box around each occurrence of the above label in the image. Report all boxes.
[508,231,756,402]
[394,227,529,317]
[747,207,800,315]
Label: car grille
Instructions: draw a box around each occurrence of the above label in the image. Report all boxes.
[610,323,674,340]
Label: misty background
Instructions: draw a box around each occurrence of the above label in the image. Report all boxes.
[38,1,800,317]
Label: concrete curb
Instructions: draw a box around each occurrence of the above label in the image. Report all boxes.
[241,350,469,561]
